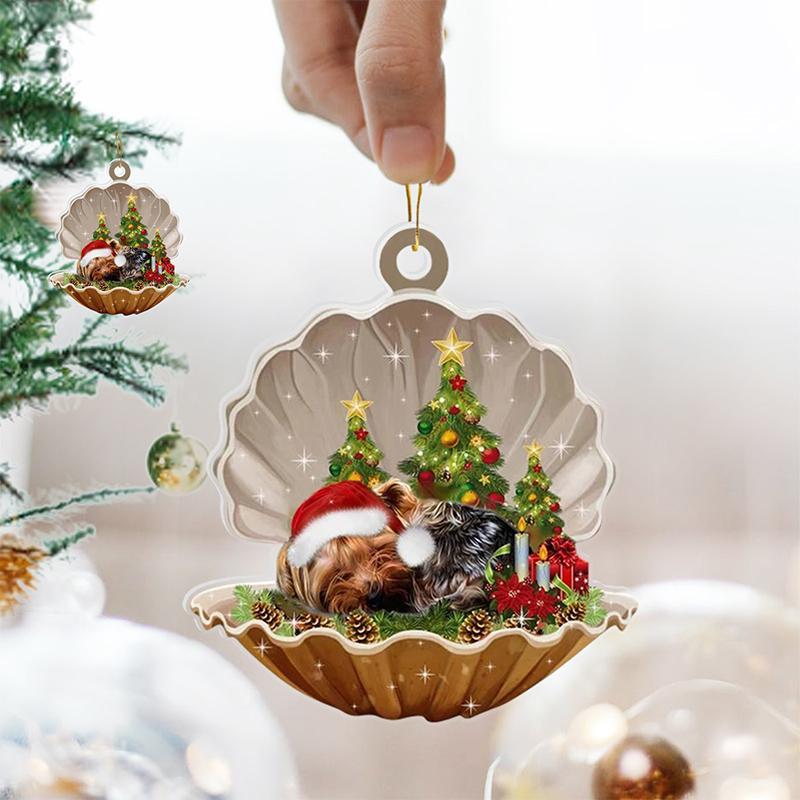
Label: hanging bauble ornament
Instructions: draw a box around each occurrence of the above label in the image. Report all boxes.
[147,424,208,495]
[329,463,342,477]
[592,735,695,800]
[188,202,634,722]
[347,472,363,482]
[440,429,459,448]
[481,446,501,464]
[50,150,189,315]
[448,405,461,415]
[417,420,433,435]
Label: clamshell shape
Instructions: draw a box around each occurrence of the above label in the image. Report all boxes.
[214,293,614,545]
[189,580,637,721]
[49,272,188,315]
[58,181,182,260]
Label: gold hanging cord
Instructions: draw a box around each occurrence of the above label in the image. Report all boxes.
[404,183,423,251]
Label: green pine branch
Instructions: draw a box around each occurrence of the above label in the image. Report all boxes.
[0,486,154,527]
[44,525,93,556]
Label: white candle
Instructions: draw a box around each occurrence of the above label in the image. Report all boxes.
[535,544,551,590]
[514,533,530,580]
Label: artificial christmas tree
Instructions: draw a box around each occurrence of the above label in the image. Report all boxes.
[116,192,149,249]
[399,328,509,506]
[150,229,166,262]
[326,390,390,487]
[92,212,112,242]
[508,439,566,542]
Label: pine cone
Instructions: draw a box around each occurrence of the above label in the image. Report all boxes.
[344,609,381,644]
[554,601,586,627]
[250,601,284,630]
[458,609,494,643]
[0,536,45,615]
[292,612,335,633]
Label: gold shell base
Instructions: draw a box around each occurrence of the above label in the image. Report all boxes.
[49,272,188,315]
[188,581,637,721]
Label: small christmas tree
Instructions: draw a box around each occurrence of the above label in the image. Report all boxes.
[399,328,508,507]
[151,229,166,262]
[326,391,390,488]
[508,440,565,543]
[92,212,111,242]
[116,192,149,248]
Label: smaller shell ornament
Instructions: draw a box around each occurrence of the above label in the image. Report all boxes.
[50,157,188,315]
[188,219,637,722]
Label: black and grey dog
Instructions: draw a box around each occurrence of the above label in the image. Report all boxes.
[407,501,517,612]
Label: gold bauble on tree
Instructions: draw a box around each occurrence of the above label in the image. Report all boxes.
[440,429,459,448]
[347,472,363,482]
[461,489,479,506]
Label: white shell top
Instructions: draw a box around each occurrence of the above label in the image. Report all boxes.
[213,290,614,546]
[58,181,181,260]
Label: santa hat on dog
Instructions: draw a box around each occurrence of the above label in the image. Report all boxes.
[80,239,126,268]
[286,481,435,568]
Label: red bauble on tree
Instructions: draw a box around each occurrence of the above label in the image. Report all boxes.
[486,491,505,510]
[550,502,560,512]
[418,470,435,485]
[354,452,364,460]
[481,447,500,464]
[448,405,461,415]
[354,428,368,441]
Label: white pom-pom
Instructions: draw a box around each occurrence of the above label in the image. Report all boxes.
[114,253,127,267]
[396,525,435,567]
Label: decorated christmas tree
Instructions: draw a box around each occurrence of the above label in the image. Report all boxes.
[116,192,149,248]
[326,391,390,488]
[508,440,565,543]
[151,229,166,262]
[399,328,509,507]
[92,212,112,242]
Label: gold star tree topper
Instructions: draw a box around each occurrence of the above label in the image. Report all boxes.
[525,440,543,460]
[432,328,473,366]
[341,390,373,421]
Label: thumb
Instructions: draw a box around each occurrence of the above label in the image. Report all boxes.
[356,0,447,184]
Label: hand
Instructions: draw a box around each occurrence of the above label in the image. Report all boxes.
[274,0,454,185]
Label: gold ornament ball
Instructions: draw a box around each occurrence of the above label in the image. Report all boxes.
[440,429,459,448]
[461,489,479,506]
[592,735,694,800]
[527,492,538,503]
[147,428,208,495]
[347,472,363,482]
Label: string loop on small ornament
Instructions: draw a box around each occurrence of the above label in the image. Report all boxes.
[405,183,422,251]
[108,131,131,182]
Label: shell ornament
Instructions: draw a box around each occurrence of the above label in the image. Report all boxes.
[187,226,637,721]
[50,158,188,315]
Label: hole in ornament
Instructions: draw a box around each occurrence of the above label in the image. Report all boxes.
[396,245,431,280]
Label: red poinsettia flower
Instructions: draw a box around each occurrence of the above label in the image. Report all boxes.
[491,574,536,615]
[528,588,558,619]
[449,374,467,391]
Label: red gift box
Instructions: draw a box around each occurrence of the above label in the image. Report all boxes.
[546,535,589,593]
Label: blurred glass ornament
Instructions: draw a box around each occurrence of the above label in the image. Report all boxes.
[493,581,800,765]
[487,681,799,800]
[147,424,208,495]
[591,734,694,800]
[16,550,105,621]
[0,617,297,799]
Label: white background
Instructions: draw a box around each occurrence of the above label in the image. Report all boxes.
[23,1,800,798]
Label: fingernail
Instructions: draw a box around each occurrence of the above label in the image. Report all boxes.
[380,125,436,183]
